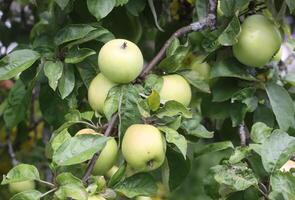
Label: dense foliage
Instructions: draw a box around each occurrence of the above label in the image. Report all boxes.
[0,0,295,200]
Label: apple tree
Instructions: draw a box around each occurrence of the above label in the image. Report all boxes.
[0,0,295,199]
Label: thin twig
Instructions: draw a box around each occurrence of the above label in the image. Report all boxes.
[6,129,19,166]
[238,122,250,146]
[35,179,55,188]
[139,0,217,78]
[40,187,57,198]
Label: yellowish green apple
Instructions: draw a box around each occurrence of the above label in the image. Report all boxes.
[88,195,106,200]
[9,180,35,193]
[122,124,166,172]
[159,74,192,106]
[88,73,117,114]
[98,39,144,83]
[76,129,118,175]
[233,14,281,67]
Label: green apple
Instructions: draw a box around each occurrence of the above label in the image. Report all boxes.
[76,129,118,175]
[191,60,211,80]
[98,39,144,83]
[105,166,119,178]
[9,180,35,193]
[159,74,192,106]
[122,124,166,172]
[233,14,281,67]
[88,195,106,200]
[88,73,117,114]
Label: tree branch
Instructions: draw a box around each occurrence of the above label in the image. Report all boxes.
[139,0,217,79]
[81,0,218,185]
[238,122,250,146]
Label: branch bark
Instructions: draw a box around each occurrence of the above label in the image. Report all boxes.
[238,122,250,146]
[81,0,218,185]
[6,129,19,166]
[140,0,217,79]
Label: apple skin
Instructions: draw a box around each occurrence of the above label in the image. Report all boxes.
[98,39,144,83]
[159,74,192,106]
[136,196,152,200]
[88,195,106,200]
[88,73,117,114]
[233,14,281,67]
[122,124,166,172]
[76,129,118,175]
[9,180,35,193]
[280,160,295,172]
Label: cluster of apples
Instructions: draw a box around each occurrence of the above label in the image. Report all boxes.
[85,39,192,199]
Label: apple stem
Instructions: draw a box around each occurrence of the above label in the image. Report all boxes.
[121,42,127,49]
[147,160,154,169]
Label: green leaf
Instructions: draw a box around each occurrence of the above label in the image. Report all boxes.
[180,70,210,93]
[44,60,63,91]
[58,64,75,99]
[46,129,71,158]
[65,48,96,64]
[108,163,127,187]
[218,16,241,46]
[4,80,30,128]
[104,86,121,120]
[126,0,146,16]
[114,173,157,198]
[55,184,87,200]
[87,0,116,21]
[165,147,191,191]
[56,172,83,186]
[259,129,295,173]
[55,0,70,9]
[194,0,208,20]
[250,122,273,144]
[220,0,249,17]
[182,119,214,139]
[229,147,252,164]
[1,164,40,184]
[210,59,257,81]
[156,101,192,119]
[158,126,187,158]
[76,59,97,88]
[10,190,42,200]
[166,38,180,56]
[270,171,295,200]
[147,90,160,111]
[211,164,258,192]
[144,74,163,93]
[52,134,109,166]
[266,82,295,131]
[116,0,129,6]
[286,0,295,13]
[194,141,234,158]
[0,49,40,80]
[118,85,143,139]
[54,24,96,45]
[212,79,240,102]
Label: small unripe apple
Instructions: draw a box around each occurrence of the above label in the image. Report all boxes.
[98,39,144,83]
[233,14,281,67]
[88,195,106,200]
[76,129,118,175]
[280,160,295,172]
[88,73,117,114]
[122,124,166,172]
[136,196,152,200]
[9,180,35,193]
[159,74,192,106]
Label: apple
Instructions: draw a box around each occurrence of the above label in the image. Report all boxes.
[122,124,166,172]
[98,39,144,83]
[105,166,119,178]
[88,195,106,200]
[233,14,281,67]
[9,180,35,193]
[280,160,295,172]
[191,60,211,80]
[76,129,118,175]
[159,74,192,106]
[88,73,117,114]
